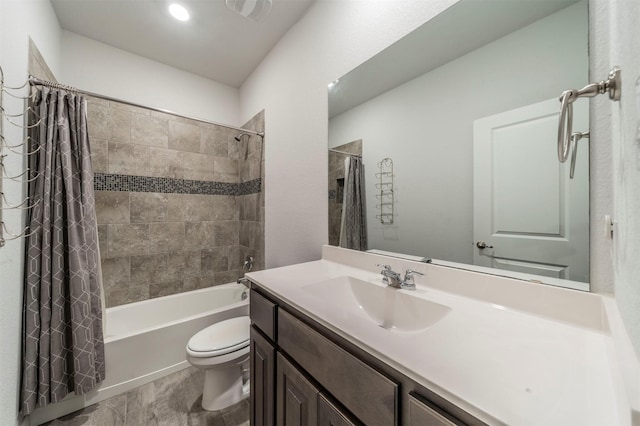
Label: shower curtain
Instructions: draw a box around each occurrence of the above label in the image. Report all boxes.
[339,156,367,250]
[21,86,105,414]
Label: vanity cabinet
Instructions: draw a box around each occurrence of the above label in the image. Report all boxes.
[249,287,482,426]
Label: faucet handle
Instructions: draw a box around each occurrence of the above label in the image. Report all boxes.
[403,269,424,288]
[376,264,392,271]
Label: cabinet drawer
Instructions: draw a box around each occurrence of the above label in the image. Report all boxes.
[278,309,398,426]
[408,394,459,426]
[250,289,277,340]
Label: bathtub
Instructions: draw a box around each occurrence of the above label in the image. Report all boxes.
[30,283,249,425]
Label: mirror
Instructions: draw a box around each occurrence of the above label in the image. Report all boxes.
[328,0,590,291]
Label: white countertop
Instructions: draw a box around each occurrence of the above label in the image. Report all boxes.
[247,246,640,426]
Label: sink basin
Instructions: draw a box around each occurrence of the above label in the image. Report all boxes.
[301,276,450,332]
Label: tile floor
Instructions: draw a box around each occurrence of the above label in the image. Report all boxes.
[43,367,249,426]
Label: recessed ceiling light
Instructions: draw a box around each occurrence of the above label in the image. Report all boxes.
[169,3,190,21]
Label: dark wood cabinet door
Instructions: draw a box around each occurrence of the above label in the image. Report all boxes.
[317,394,358,426]
[251,326,275,426]
[276,353,319,426]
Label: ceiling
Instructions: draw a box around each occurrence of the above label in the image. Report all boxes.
[50,0,315,88]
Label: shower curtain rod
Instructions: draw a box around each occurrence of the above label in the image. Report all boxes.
[329,148,362,158]
[28,76,264,138]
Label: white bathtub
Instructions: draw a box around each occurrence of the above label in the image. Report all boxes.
[30,283,249,425]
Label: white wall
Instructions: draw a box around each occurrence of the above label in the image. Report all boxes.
[239,0,458,268]
[61,31,241,126]
[606,1,640,357]
[329,3,587,265]
[0,2,61,424]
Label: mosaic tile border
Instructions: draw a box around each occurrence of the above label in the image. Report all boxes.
[94,173,261,196]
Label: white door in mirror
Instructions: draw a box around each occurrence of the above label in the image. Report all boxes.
[473,98,589,283]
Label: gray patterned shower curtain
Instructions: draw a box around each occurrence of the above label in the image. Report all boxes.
[21,86,105,414]
[340,156,367,250]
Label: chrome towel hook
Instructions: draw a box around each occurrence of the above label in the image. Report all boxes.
[558,66,621,163]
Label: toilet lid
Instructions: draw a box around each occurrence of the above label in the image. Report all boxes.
[188,316,250,356]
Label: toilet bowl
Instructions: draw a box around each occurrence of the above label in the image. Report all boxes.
[186,316,250,411]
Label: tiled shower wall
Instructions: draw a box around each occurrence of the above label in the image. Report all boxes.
[88,97,265,307]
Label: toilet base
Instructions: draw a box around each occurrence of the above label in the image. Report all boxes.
[201,364,250,411]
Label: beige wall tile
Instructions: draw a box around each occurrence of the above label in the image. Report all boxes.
[150,280,184,298]
[184,222,216,250]
[202,126,235,157]
[150,110,193,124]
[130,253,167,286]
[96,108,265,307]
[149,148,183,179]
[130,192,168,223]
[227,246,241,271]
[110,101,150,116]
[131,113,168,148]
[228,138,241,160]
[108,142,150,175]
[106,287,144,308]
[169,121,201,153]
[95,191,130,224]
[239,194,259,221]
[91,138,108,174]
[109,107,131,143]
[214,270,240,285]
[182,152,214,181]
[148,222,185,253]
[101,257,130,292]
[215,221,239,247]
[183,277,210,291]
[210,195,237,221]
[201,247,229,275]
[87,103,109,140]
[240,221,261,248]
[213,156,238,183]
[168,194,214,222]
[108,223,149,257]
[126,286,150,304]
[239,149,261,182]
[166,251,200,280]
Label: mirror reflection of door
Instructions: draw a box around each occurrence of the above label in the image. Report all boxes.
[473,98,589,287]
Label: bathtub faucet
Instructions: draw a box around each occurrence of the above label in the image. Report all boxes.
[243,256,254,272]
[237,277,251,288]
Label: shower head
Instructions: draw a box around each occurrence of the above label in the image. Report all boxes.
[234,133,250,142]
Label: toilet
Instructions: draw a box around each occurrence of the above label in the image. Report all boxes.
[186,316,251,411]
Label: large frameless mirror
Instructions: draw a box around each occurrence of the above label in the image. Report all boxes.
[328,0,590,291]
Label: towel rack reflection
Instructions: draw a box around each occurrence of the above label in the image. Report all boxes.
[376,158,394,224]
[557,67,621,168]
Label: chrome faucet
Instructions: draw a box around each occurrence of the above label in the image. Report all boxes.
[378,264,403,288]
[402,269,424,290]
[377,264,424,290]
